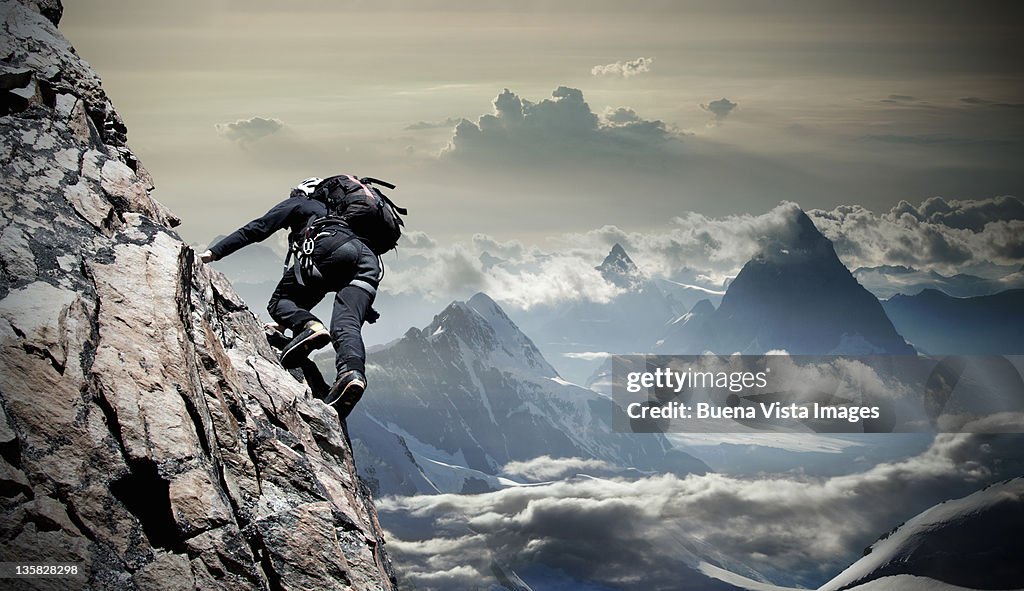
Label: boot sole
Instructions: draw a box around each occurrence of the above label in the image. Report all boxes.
[279,331,331,368]
[325,379,366,419]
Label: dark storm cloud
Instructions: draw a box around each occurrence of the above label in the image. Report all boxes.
[214,116,283,144]
[380,434,1024,590]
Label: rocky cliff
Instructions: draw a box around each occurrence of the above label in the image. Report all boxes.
[0,2,396,589]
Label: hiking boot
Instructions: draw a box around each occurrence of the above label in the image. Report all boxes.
[325,369,366,419]
[279,321,330,368]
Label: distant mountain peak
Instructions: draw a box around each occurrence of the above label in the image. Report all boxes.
[662,211,915,355]
[597,243,643,288]
[757,208,834,263]
[468,291,500,309]
[609,242,630,258]
[425,292,557,376]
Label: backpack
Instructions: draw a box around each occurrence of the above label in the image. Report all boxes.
[308,174,407,255]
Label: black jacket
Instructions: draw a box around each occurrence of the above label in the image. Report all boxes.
[209,197,328,260]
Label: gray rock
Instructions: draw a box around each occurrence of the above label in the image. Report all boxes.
[0,1,396,589]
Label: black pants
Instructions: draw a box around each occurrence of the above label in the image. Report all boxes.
[267,230,381,373]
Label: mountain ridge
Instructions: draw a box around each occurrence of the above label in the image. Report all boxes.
[882,288,1024,354]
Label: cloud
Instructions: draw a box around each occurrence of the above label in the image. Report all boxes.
[560,201,811,286]
[960,96,1024,109]
[603,107,641,124]
[444,86,678,164]
[591,57,654,78]
[891,195,1024,232]
[380,232,624,309]
[471,233,524,260]
[809,196,1024,272]
[702,97,738,121]
[379,434,1024,591]
[399,230,437,249]
[563,351,611,362]
[879,94,921,104]
[502,456,615,481]
[215,116,283,144]
[405,117,464,130]
[378,198,1024,309]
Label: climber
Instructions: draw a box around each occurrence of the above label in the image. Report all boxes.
[200,175,405,419]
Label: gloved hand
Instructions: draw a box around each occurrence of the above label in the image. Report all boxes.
[199,249,216,264]
[365,306,380,324]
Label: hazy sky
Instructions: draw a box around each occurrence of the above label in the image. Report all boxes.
[62,1,1024,249]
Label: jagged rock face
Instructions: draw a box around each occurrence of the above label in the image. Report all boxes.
[0,3,396,590]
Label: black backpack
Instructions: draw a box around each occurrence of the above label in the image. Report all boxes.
[309,174,407,255]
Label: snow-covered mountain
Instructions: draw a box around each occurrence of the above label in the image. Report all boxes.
[882,288,1024,354]
[350,292,708,496]
[597,243,646,289]
[659,210,916,355]
[507,243,685,383]
[819,478,1024,591]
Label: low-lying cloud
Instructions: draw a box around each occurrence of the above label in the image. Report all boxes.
[380,197,1023,309]
[810,195,1024,271]
[890,194,1024,232]
[502,456,615,481]
[379,433,1024,590]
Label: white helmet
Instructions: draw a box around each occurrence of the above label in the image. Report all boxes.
[291,177,323,198]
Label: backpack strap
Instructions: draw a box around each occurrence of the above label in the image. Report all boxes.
[360,176,396,190]
[359,177,407,215]
[378,191,408,217]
